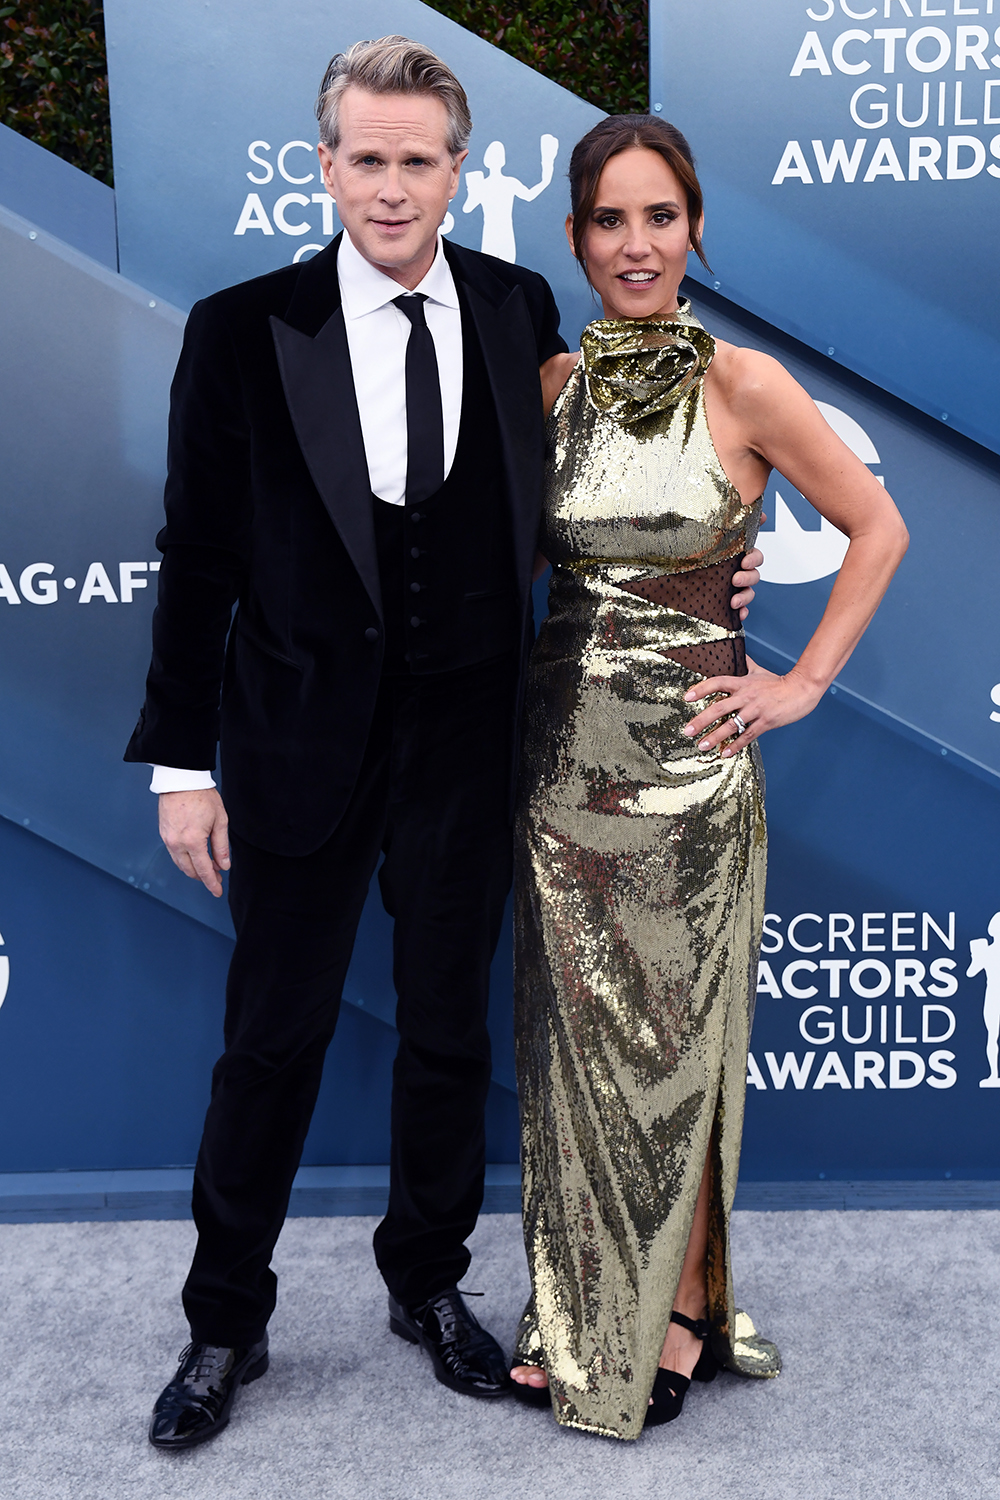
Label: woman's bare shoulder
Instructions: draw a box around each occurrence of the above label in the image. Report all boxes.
[541,351,581,417]
[710,338,787,398]
[709,338,809,422]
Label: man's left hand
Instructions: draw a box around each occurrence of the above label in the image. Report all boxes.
[731,546,763,619]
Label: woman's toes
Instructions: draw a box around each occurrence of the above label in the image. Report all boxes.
[511,1364,549,1388]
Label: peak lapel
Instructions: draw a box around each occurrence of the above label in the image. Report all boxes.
[270,238,381,619]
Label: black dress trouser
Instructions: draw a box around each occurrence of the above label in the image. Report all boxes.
[182,654,518,1347]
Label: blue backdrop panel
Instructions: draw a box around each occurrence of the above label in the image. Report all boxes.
[650,1,1000,455]
[749,697,1000,1180]
[621,281,1000,1178]
[0,206,190,899]
[0,121,117,270]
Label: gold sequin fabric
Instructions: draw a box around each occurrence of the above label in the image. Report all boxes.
[513,304,779,1441]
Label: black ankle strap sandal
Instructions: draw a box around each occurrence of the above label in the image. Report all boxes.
[668,1309,719,1384]
[644,1311,718,1429]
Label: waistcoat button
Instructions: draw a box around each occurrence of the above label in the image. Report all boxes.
[410,547,421,559]
[410,582,421,593]
[410,616,422,628]
[364,627,379,643]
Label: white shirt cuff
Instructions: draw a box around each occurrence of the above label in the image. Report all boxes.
[149,765,217,794]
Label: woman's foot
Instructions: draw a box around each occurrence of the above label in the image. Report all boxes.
[510,1363,550,1407]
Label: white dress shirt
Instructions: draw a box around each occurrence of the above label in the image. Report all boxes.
[151,230,464,794]
[338,227,462,504]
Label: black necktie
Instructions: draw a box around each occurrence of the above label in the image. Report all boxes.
[392,293,445,506]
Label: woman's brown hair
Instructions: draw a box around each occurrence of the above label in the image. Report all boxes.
[568,114,711,275]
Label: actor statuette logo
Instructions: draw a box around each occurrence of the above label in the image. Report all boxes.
[970,913,1000,1088]
[759,402,882,586]
[0,929,8,1012]
[462,135,559,262]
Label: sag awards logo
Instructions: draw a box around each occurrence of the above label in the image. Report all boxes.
[234,133,560,265]
[748,907,1000,1096]
[758,402,877,585]
[0,929,8,1012]
[0,561,160,606]
[774,6,1000,189]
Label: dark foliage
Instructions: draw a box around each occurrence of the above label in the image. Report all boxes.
[424,2,648,115]
[0,3,111,183]
[0,3,647,186]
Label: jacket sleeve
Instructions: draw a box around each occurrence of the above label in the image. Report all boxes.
[521,269,569,365]
[123,296,252,770]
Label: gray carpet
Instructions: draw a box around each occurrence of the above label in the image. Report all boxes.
[2,1210,999,1499]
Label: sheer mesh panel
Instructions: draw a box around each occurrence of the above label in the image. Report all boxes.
[619,555,747,679]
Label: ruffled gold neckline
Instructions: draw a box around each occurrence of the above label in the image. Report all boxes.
[580,299,716,430]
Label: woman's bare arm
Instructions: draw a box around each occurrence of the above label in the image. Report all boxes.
[686,348,908,755]
[540,351,580,418]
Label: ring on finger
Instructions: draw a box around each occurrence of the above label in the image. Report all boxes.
[731,713,748,736]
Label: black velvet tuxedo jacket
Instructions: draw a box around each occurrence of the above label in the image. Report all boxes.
[124,234,567,855]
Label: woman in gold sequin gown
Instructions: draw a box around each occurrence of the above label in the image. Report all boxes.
[510,117,908,1440]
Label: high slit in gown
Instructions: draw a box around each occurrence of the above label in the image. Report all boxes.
[513,304,780,1440]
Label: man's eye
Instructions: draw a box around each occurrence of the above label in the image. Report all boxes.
[360,156,379,166]
[407,157,429,166]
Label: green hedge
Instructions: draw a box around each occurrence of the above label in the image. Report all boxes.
[424,2,648,115]
[0,3,648,185]
[0,3,111,183]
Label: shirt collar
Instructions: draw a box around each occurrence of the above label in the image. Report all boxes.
[338,229,459,320]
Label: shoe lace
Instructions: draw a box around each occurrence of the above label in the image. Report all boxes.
[423,1289,484,1342]
[177,1343,225,1381]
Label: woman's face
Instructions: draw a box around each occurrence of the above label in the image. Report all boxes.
[570,147,701,322]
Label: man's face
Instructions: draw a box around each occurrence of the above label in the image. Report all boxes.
[319,87,466,288]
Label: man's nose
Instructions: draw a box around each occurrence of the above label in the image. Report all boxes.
[379,166,406,203]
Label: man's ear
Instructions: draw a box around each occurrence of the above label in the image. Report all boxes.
[318,142,336,198]
[449,147,469,201]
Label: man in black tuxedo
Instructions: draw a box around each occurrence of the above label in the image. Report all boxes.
[127,36,761,1449]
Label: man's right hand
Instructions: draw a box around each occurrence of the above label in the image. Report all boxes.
[158,788,231,897]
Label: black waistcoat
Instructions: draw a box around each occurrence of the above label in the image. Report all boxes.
[372,298,518,675]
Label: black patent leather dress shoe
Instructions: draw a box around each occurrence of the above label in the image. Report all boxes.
[388,1289,511,1398]
[148,1336,269,1449]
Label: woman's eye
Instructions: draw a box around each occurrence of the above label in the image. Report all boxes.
[595,214,620,229]
[651,212,677,226]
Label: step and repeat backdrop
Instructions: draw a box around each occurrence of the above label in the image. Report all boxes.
[0,0,996,1181]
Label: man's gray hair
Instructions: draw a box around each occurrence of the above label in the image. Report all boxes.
[316,36,472,156]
